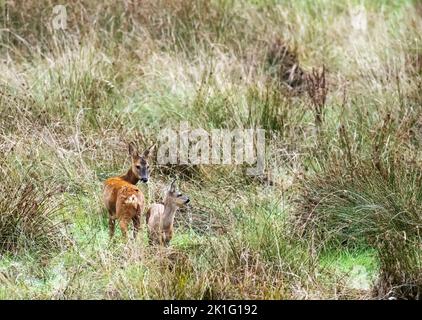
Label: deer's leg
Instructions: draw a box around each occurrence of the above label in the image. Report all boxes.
[159,232,166,246]
[119,218,129,240]
[132,214,140,239]
[165,230,173,247]
[148,229,154,246]
[148,229,160,246]
[108,212,116,239]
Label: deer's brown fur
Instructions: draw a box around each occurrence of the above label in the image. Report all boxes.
[103,143,154,239]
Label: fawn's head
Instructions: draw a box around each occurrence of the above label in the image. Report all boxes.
[128,142,154,183]
[164,180,190,207]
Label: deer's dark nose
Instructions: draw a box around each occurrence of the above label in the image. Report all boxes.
[141,178,148,183]
[185,198,190,204]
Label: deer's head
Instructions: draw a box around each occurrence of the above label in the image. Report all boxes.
[164,179,190,207]
[128,142,154,183]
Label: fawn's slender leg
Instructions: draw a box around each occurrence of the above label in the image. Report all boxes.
[147,230,154,245]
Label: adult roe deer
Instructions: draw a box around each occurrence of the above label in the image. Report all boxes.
[103,142,154,239]
[146,180,190,246]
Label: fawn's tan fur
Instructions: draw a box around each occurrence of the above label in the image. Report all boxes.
[103,143,153,239]
[146,180,189,245]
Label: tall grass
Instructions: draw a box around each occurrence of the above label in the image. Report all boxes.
[297,97,422,299]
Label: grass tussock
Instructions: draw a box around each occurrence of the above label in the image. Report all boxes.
[298,161,422,299]
[0,169,69,255]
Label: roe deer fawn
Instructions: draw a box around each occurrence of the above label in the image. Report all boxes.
[146,180,190,246]
[103,142,154,239]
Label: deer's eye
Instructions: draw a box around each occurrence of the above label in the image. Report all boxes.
[136,165,141,169]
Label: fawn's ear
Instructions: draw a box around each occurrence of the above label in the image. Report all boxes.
[142,144,155,158]
[169,179,177,193]
[128,142,138,157]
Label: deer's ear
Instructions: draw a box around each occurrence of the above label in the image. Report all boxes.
[128,142,138,157]
[142,144,155,158]
[169,179,177,193]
